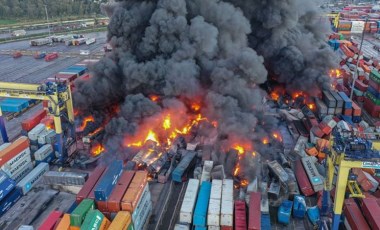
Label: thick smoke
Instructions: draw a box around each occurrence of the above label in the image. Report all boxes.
[74,0,336,179]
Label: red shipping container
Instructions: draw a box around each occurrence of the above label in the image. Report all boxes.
[369,78,380,91]
[221,227,233,230]
[344,108,353,116]
[343,198,370,230]
[352,102,362,116]
[21,109,47,132]
[362,198,380,230]
[0,136,29,167]
[76,165,106,204]
[107,171,135,212]
[43,100,49,109]
[311,126,324,138]
[79,73,91,81]
[374,190,380,198]
[355,80,368,92]
[248,192,261,230]
[37,210,63,230]
[55,73,78,82]
[358,75,366,81]
[96,201,108,212]
[318,122,332,135]
[295,159,315,196]
[235,200,247,230]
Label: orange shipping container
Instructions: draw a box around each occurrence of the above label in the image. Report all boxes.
[0,136,29,167]
[99,217,111,230]
[121,171,148,212]
[306,147,318,156]
[69,227,80,230]
[108,211,132,230]
[55,214,70,230]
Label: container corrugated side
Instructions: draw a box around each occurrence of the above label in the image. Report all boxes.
[55,213,70,230]
[132,188,152,229]
[70,198,95,226]
[248,192,261,230]
[1,146,30,171]
[17,162,49,195]
[94,160,123,201]
[121,171,148,212]
[18,225,34,230]
[108,211,132,230]
[2,152,31,178]
[174,224,190,230]
[43,171,87,186]
[210,179,222,200]
[132,183,151,221]
[28,124,46,141]
[11,162,33,183]
[0,137,29,168]
[133,196,152,230]
[80,209,104,230]
[179,179,199,224]
[207,198,221,226]
[37,210,62,230]
[0,187,22,216]
[301,157,324,192]
[193,181,212,227]
[107,171,135,212]
[34,144,53,161]
[0,143,10,151]
[220,179,233,227]
[0,171,16,202]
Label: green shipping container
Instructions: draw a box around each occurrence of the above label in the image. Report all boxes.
[366,92,380,105]
[81,210,104,230]
[128,223,134,230]
[70,199,95,226]
[370,70,380,84]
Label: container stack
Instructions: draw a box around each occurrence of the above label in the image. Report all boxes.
[365,69,380,117]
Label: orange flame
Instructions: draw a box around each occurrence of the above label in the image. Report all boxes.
[308,103,316,110]
[240,179,249,187]
[145,130,159,144]
[233,145,245,155]
[329,69,342,78]
[163,115,171,130]
[150,95,159,102]
[262,137,269,145]
[234,164,240,177]
[270,91,280,101]
[91,143,104,156]
[272,132,283,142]
[78,116,94,131]
[191,103,201,112]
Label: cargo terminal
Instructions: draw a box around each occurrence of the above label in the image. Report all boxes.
[1,1,380,230]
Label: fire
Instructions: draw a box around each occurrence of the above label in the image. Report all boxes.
[234,164,240,177]
[91,143,104,156]
[252,152,256,157]
[163,115,171,130]
[270,91,280,101]
[308,103,315,110]
[149,95,159,102]
[78,116,95,131]
[233,145,245,155]
[329,69,342,78]
[262,137,269,145]
[272,132,283,142]
[191,103,201,112]
[145,130,159,144]
[211,121,218,127]
[240,179,249,187]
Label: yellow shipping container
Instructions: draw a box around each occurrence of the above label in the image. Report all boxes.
[55,214,70,230]
[99,217,111,230]
[108,211,132,230]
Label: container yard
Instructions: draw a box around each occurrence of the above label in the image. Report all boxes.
[0,1,380,230]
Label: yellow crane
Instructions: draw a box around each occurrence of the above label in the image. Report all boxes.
[0,81,74,164]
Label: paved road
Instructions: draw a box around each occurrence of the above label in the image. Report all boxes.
[0,28,50,39]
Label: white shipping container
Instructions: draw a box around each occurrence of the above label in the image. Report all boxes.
[200,171,211,183]
[2,153,31,178]
[294,136,308,157]
[134,198,152,230]
[301,157,324,192]
[18,225,34,230]
[208,226,220,230]
[210,179,222,200]
[179,179,199,224]
[204,161,214,172]
[0,143,11,151]
[133,190,152,230]
[34,144,53,161]
[363,171,379,192]
[17,162,49,195]
[11,162,33,183]
[1,147,30,170]
[132,183,151,221]
[261,197,269,214]
[174,224,189,230]
[28,124,46,141]
[207,198,221,226]
[220,179,233,227]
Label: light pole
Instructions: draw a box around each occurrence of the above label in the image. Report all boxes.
[44,4,51,37]
[350,18,368,100]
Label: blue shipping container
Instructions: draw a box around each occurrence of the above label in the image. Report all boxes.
[278,200,293,225]
[261,214,271,229]
[337,92,352,109]
[307,206,320,225]
[0,187,22,216]
[194,226,207,230]
[0,171,16,202]
[293,195,306,218]
[367,86,380,98]
[352,116,361,123]
[172,151,196,182]
[94,160,123,201]
[193,181,211,227]
[67,201,78,214]
[35,152,56,166]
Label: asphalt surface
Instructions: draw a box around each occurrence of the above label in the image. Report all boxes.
[0,28,50,39]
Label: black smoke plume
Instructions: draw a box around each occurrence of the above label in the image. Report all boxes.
[74,0,336,180]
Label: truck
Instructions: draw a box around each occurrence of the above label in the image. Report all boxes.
[11,30,26,37]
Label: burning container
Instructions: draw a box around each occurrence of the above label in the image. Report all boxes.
[221,179,234,228]
[107,171,135,212]
[248,192,261,230]
[37,210,63,230]
[193,181,211,227]
[179,178,199,224]
[17,162,49,195]
[70,199,95,227]
[94,160,123,201]
[0,187,22,216]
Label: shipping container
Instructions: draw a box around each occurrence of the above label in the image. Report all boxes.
[132,186,152,230]
[131,182,151,222]
[338,92,352,109]
[43,171,88,186]
[221,179,233,227]
[268,181,281,200]
[70,199,95,227]
[315,98,328,114]
[200,161,213,183]
[0,171,16,202]
[0,187,22,216]
[28,124,46,141]
[235,200,247,230]
[352,101,362,116]
[21,110,47,132]
[301,157,324,192]
[362,198,380,229]
[0,137,29,167]
[343,198,370,230]
[293,195,306,218]
[174,224,190,230]
[295,159,315,196]
[55,213,70,230]
[107,171,135,212]
[34,144,53,161]
[322,90,336,108]
[37,210,62,230]
[0,98,29,112]
[18,226,34,230]
[207,179,222,227]
[193,181,212,227]
[108,211,132,230]
[94,160,123,201]
[172,151,196,182]
[180,178,200,224]
[2,152,31,178]
[267,160,289,185]
[11,162,33,183]
[278,200,293,225]
[76,165,106,204]
[248,192,261,230]
[17,162,49,195]
[121,171,148,212]
[330,90,344,108]
[81,209,105,230]
[307,206,320,225]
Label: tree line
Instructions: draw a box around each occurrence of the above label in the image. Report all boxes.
[0,0,107,20]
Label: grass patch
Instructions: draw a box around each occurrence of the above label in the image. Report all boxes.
[0,19,18,26]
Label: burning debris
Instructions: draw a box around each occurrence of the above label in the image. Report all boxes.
[73,0,337,184]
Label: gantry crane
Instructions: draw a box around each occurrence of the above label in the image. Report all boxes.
[327,130,380,230]
[0,81,75,164]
